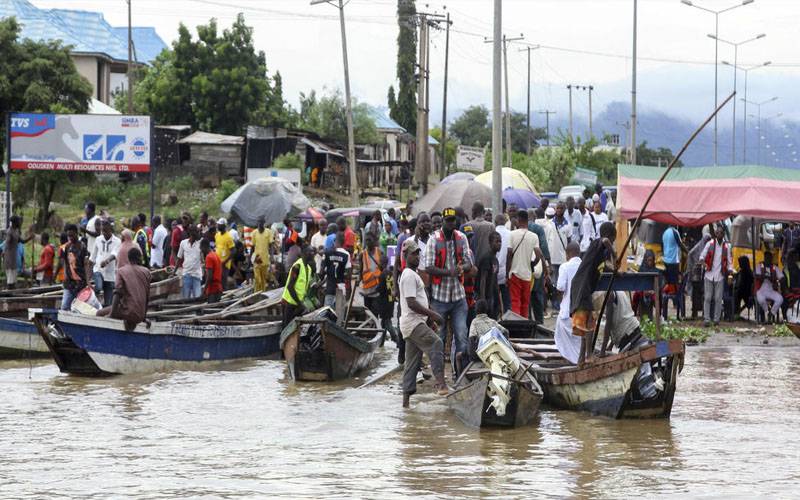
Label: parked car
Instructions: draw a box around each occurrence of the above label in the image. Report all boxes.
[558,184,586,202]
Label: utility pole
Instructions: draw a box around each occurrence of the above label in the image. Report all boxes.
[312,0,358,206]
[486,33,523,168]
[538,110,555,146]
[587,85,594,139]
[416,15,428,193]
[519,45,541,154]
[491,0,502,217]
[567,84,573,142]
[127,0,133,113]
[631,0,637,165]
[440,11,451,178]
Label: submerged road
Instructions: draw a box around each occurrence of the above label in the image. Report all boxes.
[0,342,798,498]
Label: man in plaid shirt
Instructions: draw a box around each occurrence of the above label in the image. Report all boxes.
[424,207,474,374]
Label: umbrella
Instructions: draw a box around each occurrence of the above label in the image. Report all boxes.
[363,199,404,210]
[411,180,492,216]
[502,188,541,210]
[220,177,310,227]
[297,207,326,223]
[441,171,476,184]
[474,167,539,194]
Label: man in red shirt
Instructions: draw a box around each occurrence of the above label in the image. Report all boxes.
[33,232,56,285]
[336,216,356,255]
[170,213,189,266]
[201,238,223,303]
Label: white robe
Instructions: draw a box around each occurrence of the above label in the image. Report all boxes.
[555,256,583,364]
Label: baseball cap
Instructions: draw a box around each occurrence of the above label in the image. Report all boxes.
[442,207,457,219]
[217,217,227,225]
[402,238,420,254]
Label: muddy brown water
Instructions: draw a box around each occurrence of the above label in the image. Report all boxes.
[1,343,798,498]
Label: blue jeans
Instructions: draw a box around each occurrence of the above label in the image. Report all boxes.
[431,298,468,369]
[61,288,77,311]
[182,275,202,299]
[93,272,115,307]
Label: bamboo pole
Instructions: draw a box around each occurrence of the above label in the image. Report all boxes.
[588,92,736,358]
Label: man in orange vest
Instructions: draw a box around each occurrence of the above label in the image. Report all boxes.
[699,224,732,327]
[423,207,474,374]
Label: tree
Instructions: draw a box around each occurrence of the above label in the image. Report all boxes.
[636,141,683,168]
[131,14,290,134]
[430,127,457,171]
[298,89,379,145]
[450,105,492,148]
[0,17,93,229]
[388,0,417,134]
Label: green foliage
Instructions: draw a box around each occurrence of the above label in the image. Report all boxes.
[216,179,240,205]
[389,0,417,134]
[450,106,546,152]
[429,127,457,171]
[273,153,304,170]
[132,14,291,133]
[450,105,492,147]
[771,324,794,338]
[297,89,379,144]
[640,317,709,344]
[0,17,93,229]
[635,141,684,168]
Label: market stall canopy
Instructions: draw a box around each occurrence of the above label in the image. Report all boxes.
[474,168,539,194]
[411,180,492,216]
[502,188,541,210]
[441,171,476,184]
[221,177,310,226]
[618,165,800,226]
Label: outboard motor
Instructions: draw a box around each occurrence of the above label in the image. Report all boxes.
[476,328,521,417]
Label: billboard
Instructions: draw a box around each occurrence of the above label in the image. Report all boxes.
[9,113,151,172]
[572,166,598,186]
[456,145,486,173]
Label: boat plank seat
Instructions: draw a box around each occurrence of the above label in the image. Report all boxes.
[518,350,565,360]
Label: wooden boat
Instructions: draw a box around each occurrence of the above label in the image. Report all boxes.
[280,306,383,381]
[29,291,284,376]
[517,335,685,419]
[447,361,543,428]
[0,273,183,359]
[787,323,800,340]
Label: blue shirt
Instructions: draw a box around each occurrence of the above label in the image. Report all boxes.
[662,227,680,264]
[325,233,336,251]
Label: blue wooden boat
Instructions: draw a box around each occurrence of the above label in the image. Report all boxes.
[0,316,49,357]
[30,306,283,376]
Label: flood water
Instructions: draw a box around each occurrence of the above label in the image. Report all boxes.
[1,344,799,498]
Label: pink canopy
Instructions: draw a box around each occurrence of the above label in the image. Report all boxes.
[617,165,800,226]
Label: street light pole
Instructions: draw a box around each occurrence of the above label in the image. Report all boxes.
[311,0,358,206]
[682,0,755,166]
[723,59,770,163]
[712,33,765,164]
[743,96,777,165]
[631,0,637,164]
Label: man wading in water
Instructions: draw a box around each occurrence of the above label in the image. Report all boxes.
[399,238,448,408]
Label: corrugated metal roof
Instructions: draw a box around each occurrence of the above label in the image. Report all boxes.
[0,0,166,64]
[178,131,244,146]
[112,27,167,63]
[369,107,406,133]
[300,137,345,158]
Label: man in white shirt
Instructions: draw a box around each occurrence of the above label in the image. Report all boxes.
[399,238,447,408]
[507,210,547,319]
[581,197,609,253]
[83,202,100,253]
[90,219,121,307]
[699,225,732,326]
[548,203,573,310]
[310,220,329,273]
[495,213,512,313]
[150,216,169,268]
[555,242,582,363]
[176,226,204,299]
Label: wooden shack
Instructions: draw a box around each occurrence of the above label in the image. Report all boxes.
[178,131,245,184]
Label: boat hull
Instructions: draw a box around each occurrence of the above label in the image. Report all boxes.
[532,340,684,419]
[447,366,543,428]
[0,317,49,357]
[33,311,282,376]
[281,309,382,382]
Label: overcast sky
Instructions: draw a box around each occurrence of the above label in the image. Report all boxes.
[32,0,800,123]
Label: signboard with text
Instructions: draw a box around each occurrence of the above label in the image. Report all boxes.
[572,166,598,186]
[9,113,151,172]
[456,145,486,173]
